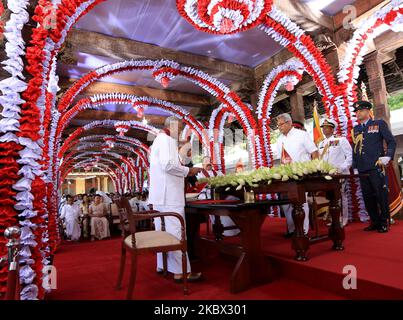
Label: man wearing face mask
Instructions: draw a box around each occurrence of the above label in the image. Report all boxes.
[352,101,396,233]
[275,113,319,237]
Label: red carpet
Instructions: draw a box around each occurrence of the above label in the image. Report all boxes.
[47,217,403,300]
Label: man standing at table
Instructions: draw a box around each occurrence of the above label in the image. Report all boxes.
[319,118,352,226]
[352,101,396,233]
[276,113,319,237]
[149,116,202,282]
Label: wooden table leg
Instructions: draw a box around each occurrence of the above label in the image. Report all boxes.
[291,203,310,261]
[212,215,224,241]
[328,197,345,251]
[230,209,275,293]
[186,211,201,261]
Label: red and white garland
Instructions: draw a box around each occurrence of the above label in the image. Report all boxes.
[338,0,403,128]
[78,134,150,158]
[177,0,273,34]
[0,0,401,299]
[114,122,130,137]
[58,119,159,159]
[63,155,129,194]
[257,58,304,166]
[65,160,119,192]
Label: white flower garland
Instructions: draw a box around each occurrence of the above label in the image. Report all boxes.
[338,0,403,127]
[0,0,43,300]
[181,0,268,33]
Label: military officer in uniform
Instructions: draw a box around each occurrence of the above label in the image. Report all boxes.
[352,101,396,233]
[319,118,352,226]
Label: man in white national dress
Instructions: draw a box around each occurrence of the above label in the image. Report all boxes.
[196,156,240,237]
[319,118,353,226]
[275,113,319,237]
[60,195,81,241]
[148,116,203,283]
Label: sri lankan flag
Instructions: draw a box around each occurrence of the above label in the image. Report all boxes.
[312,104,324,145]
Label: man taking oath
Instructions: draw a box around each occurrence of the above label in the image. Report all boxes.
[276,113,319,237]
[352,101,396,233]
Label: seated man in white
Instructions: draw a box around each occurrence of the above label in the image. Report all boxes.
[196,156,240,237]
[60,195,81,241]
[275,113,319,237]
[89,194,110,241]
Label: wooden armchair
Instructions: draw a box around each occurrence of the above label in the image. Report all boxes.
[115,197,189,299]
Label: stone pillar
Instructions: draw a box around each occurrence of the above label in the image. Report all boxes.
[290,88,305,124]
[364,51,390,124]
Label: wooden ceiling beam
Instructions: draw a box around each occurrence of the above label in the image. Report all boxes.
[66,29,254,83]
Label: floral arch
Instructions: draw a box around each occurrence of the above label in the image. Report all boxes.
[0,0,402,299]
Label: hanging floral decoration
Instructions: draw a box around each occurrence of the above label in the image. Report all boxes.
[103,137,116,148]
[176,0,273,34]
[135,105,145,118]
[0,0,401,300]
[0,0,30,297]
[58,119,159,159]
[78,134,150,160]
[114,122,130,137]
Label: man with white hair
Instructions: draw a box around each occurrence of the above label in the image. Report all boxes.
[319,118,353,226]
[276,113,319,237]
[149,116,202,282]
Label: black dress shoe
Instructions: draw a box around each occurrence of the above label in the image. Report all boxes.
[364,224,378,231]
[283,231,294,239]
[377,225,388,233]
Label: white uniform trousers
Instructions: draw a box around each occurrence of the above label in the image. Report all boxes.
[153,205,191,274]
[281,200,310,234]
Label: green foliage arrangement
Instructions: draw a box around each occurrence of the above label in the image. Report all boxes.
[200,159,337,191]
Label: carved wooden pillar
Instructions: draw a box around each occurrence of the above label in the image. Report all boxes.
[364,51,390,125]
[290,88,305,124]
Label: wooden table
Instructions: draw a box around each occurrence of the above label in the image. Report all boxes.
[185,175,347,293]
[252,175,346,261]
[186,200,283,294]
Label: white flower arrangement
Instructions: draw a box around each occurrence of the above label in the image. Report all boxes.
[200,159,337,190]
